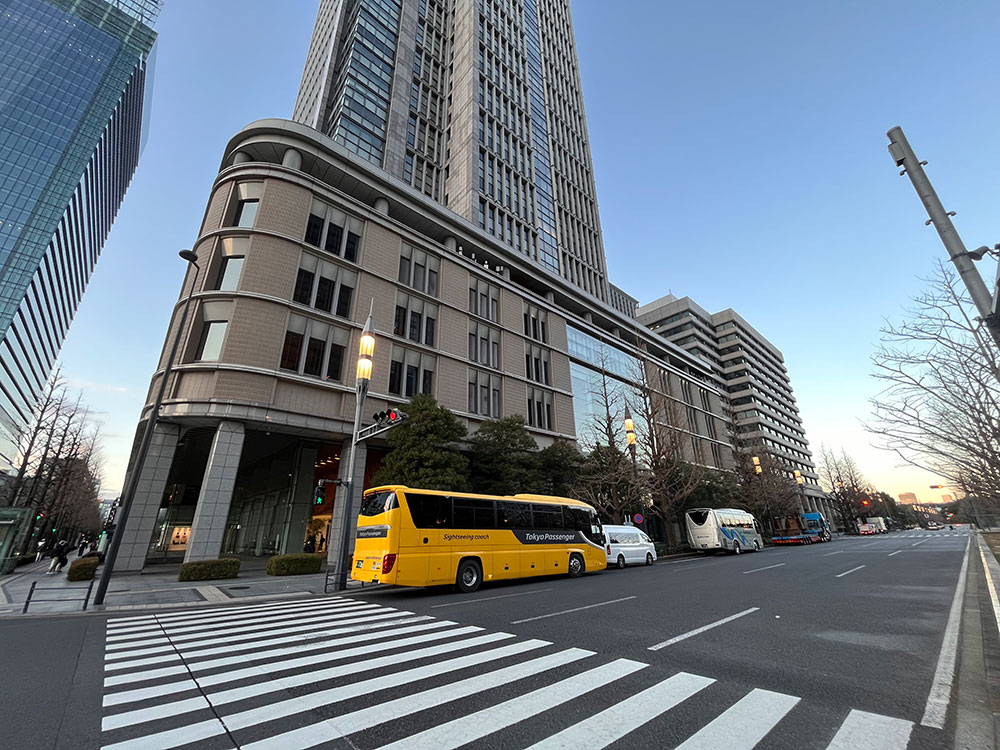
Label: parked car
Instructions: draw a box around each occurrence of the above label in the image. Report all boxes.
[605,524,657,568]
[926,521,943,530]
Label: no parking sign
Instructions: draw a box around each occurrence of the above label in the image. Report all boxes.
[633,513,644,524]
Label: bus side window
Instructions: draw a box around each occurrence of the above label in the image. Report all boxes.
[454,498,496,529]
[407,494,452,528]
[497,501,531,529]
[532,504,564,529]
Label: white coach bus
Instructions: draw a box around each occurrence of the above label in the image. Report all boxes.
[685,508,763,554]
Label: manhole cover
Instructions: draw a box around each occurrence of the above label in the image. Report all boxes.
[227,586,250,590]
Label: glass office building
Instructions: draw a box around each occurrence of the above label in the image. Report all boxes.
[0,0,159,469]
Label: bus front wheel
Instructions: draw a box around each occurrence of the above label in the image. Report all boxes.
[568,553,585,578]
[732,542,742,555]
[456,559,482,593]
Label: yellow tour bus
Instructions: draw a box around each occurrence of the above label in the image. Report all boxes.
[351,485,607,593]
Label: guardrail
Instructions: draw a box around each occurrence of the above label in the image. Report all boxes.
[22,579,95,613]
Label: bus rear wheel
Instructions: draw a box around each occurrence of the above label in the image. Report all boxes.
[568,553,585,578]
[456,559,482,593]
[732,542,742,555]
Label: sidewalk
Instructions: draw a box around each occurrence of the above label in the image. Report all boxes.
[0,556,368,617]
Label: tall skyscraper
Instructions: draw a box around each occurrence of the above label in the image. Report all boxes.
[0,0,160,467]
[293,0,609,303]
[637,294,833,520]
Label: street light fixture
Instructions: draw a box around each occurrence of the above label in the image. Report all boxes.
[94,250,201,605]
[623,403,637,478]
[752,455,762,475]
[333,300,375,591]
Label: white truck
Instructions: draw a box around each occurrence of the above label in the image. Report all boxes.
[866,517,888,534]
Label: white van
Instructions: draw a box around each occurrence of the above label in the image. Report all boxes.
[604,525,656,568]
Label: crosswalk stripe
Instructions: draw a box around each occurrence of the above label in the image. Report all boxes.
[373,658,648,750]
[106,597,362,635]
[825,709,913,749]
[222,639,551,732]
[674,688,800,749]
[106,596,332,628]
[100,718,224,750]
[105,602,385,648]
[104,619,464,688]
[104,631,516,727]
[240,648,596,750]
[103,625,490,706]
[102,696,209,732]
[104,612,430,669]
[524,671,715,749]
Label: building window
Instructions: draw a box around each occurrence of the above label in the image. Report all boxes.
[525,343,550,385]
[388,345,435,397]
[526,387,553,430]
[293,253,357,320]
[279,313,350,380]
[398,244,440,296]
[469,277,500,322]
[304,198,363,263]
[469,321,500,369]
[233,199,258,228]
[197,321,227,362]
[212,237,248,291]
[523,303,548,343]
[468,369,501,417]
[395,293,437,347]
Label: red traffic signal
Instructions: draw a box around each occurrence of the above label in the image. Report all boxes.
[929,485,944,489]
[372,408,408,426]
[862,499,869,506]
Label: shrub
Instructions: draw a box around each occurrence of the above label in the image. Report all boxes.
[67,557,99,581]
[178,557,240,582]
[266,553,325,576]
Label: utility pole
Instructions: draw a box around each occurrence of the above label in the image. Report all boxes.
[886,126,1000,352]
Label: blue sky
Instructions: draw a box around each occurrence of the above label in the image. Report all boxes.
[59,0,1000,502]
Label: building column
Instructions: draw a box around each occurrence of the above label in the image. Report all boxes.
[327,441,368,573]
[117,422,180,572]
[283,443,318,554]
[185,421,245,562]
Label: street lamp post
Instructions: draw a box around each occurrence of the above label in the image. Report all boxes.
[333,302,375,592]
[794,470,805,512]
[94,250,200,606]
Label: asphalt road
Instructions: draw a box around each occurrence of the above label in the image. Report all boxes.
[2,528,975,749]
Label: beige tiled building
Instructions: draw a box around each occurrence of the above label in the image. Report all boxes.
[115,121,732,571]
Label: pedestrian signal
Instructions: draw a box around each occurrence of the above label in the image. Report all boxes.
[314,484,325,505]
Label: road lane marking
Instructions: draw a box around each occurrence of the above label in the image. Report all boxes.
[835,565,866,578]
[978,542,1000,635]
[648,608,760,651]
[372,659,648,750]
[525,672,715,749]
[432,588,552,607]
[667,557,708,564]
[888,550,903,557]
[823,551,844,556]
[240,649,594,750]
[911,538,930,547]
[921,536,970,728]
[828,709,913,749]
[510,596,636,624]
[674,688,800,749]
[742,563,786,574]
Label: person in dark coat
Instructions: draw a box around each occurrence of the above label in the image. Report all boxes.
[47,539,69,574]
[303,535,316,554]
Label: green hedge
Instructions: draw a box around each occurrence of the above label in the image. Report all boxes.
[178,557,240,582]
[67,557,99,581]
[266,553,325,576]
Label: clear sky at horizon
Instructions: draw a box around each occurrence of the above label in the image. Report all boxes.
[55,0,1000,503]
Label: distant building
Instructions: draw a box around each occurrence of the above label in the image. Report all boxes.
[898,492,918,505]
[0,0,160,469]
[637,294,832,522]
[941,493,954,504]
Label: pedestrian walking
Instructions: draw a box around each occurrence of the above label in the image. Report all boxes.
[47,539,69,574]
[318,534,325,551]
[35,540,46,562]
[78,538,88,557]
[303,535,316,554]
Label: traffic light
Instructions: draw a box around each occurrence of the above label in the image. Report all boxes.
[35,512,44,521]
[372,408,408,427]
[862,499,870,507]
[930,484,944,489]
[314,484,325,505]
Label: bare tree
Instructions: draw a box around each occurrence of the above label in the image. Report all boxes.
[817,445,874,532]
[867,262,1000,498]
[730,440,800,532]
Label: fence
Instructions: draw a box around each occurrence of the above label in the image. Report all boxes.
[21,579,95,614]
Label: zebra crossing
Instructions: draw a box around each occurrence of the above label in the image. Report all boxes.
[101,595,919,749]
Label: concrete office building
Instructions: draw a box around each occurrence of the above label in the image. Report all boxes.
[0,0,159,469]
[113,120,733,571]
[637,294,833,522]
[294,0,609,304]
